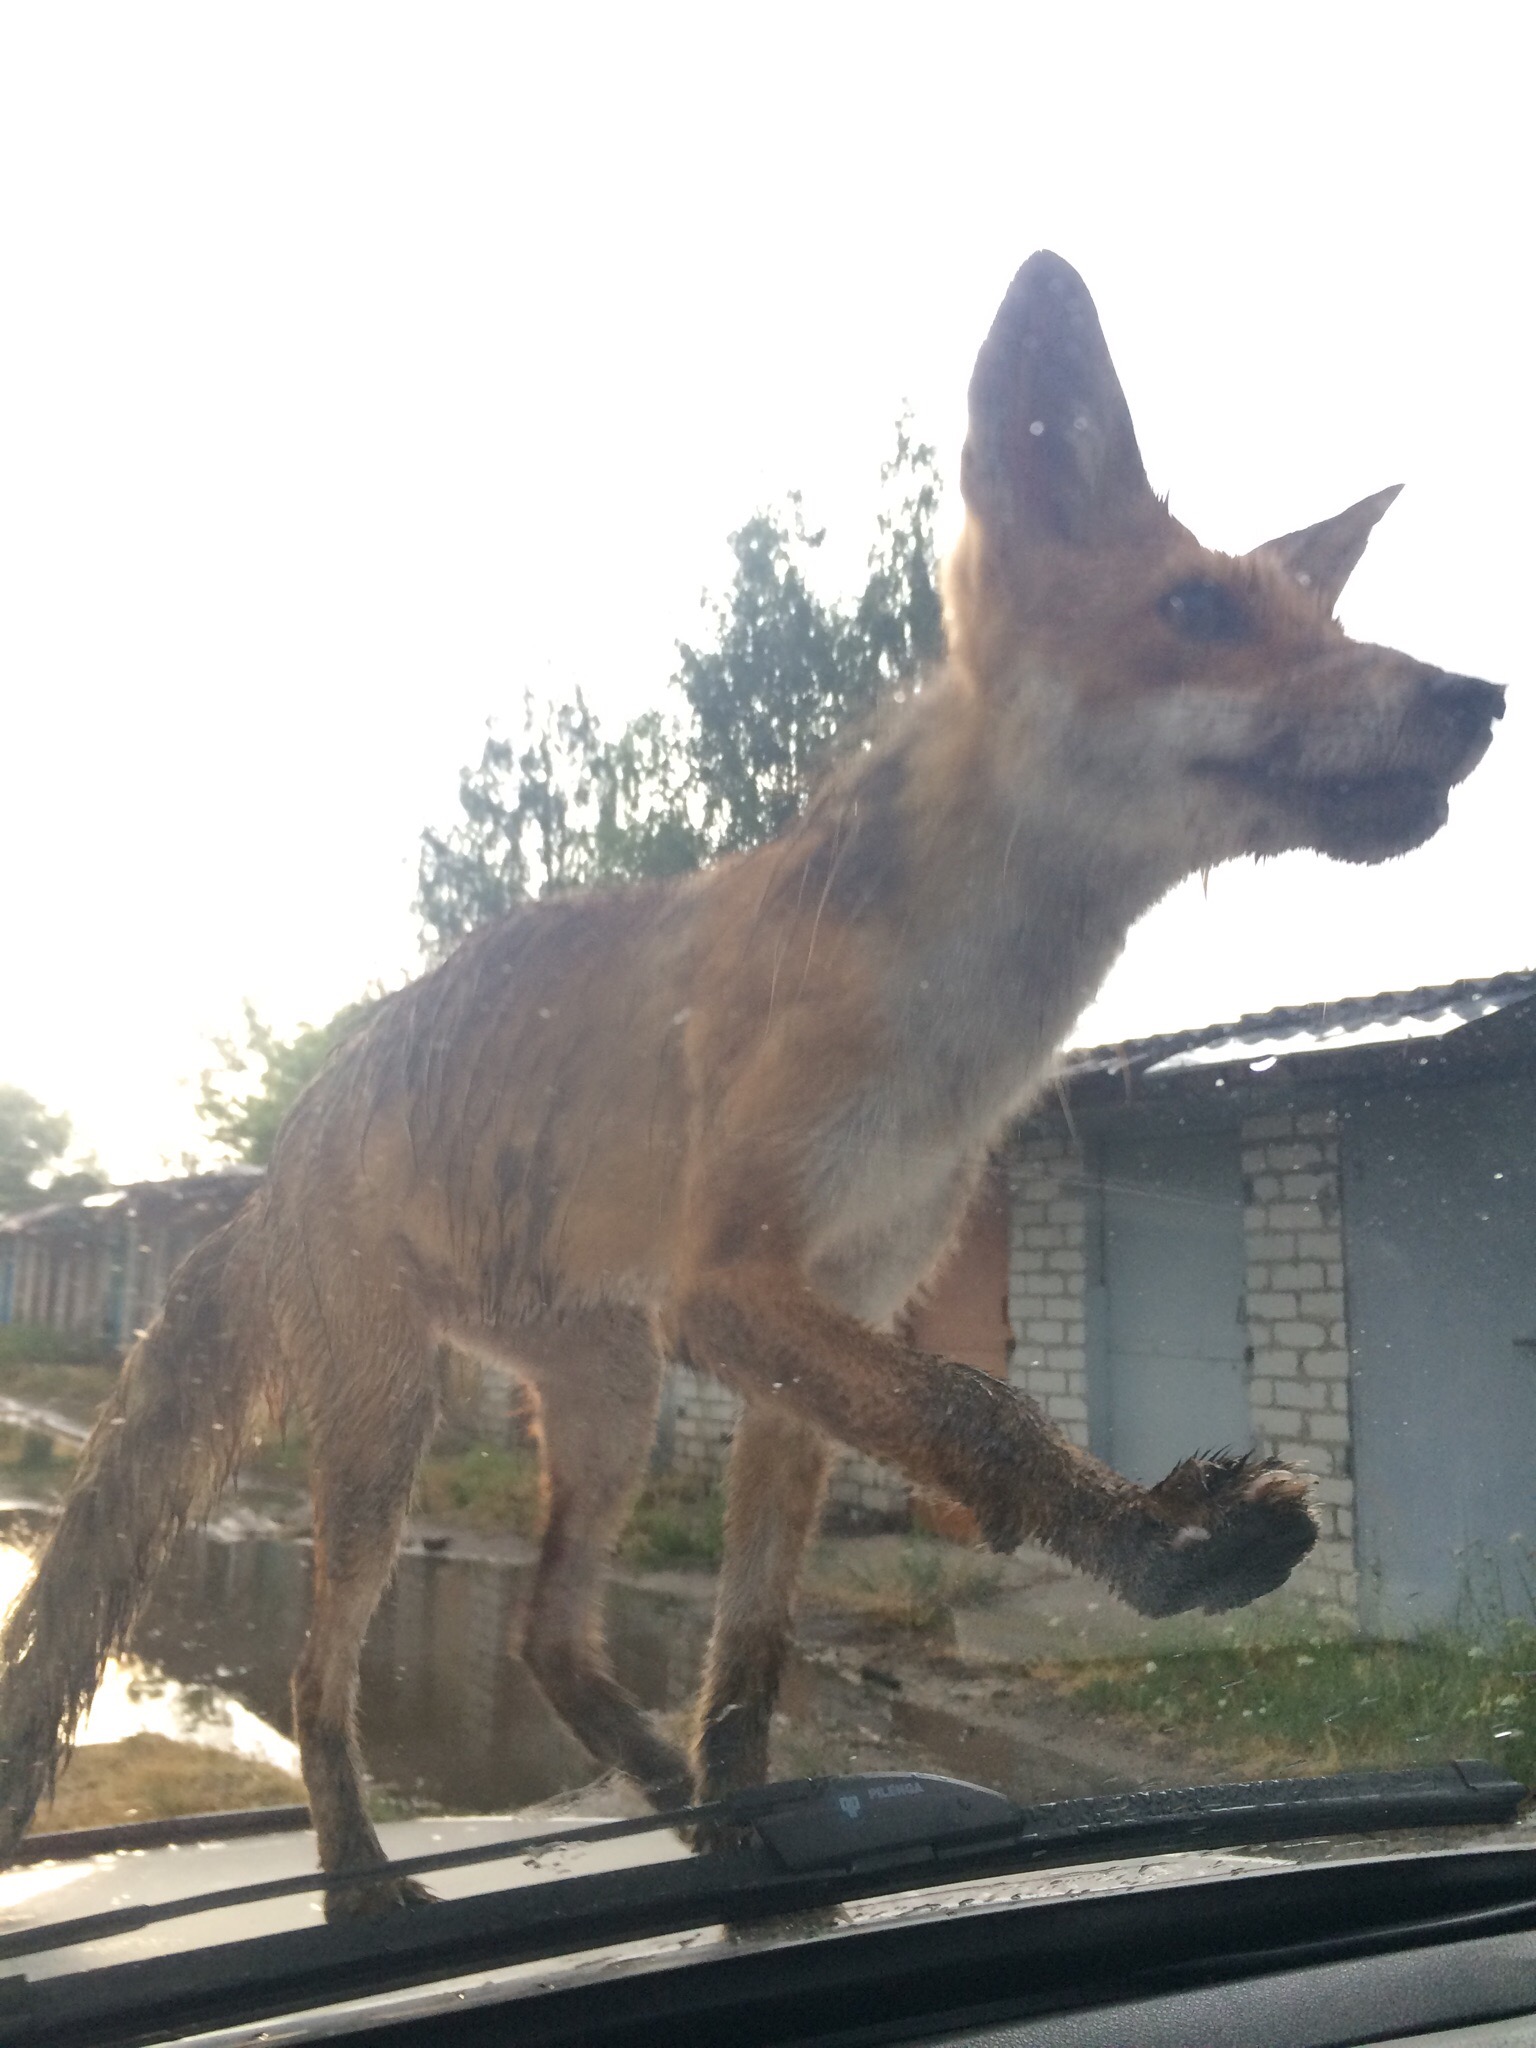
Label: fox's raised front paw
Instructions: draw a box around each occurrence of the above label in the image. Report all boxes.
[1119,1453,1317,1618]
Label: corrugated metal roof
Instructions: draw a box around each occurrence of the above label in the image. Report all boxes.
[0,1165,263,1236]
[1067,969,1536,1082]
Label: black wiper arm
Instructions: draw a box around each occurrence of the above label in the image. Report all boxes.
[0,1763,1524,2048]
[1,1756,1522,1968]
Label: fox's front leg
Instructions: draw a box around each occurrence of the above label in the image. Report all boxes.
[673,1264,1315,1619]
[693,1402,831,1816]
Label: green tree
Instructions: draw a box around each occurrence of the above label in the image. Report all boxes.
[0,1087,71,1213]
[415,420,944,957]
[680,423,944,853]
[416,691,706,961]
[591,706,707,886]
[197,994,384,1167]
[0,1087,106,1213]
[847,418,946,706]
[676,502,848,854]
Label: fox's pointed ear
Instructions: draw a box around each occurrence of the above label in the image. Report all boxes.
[1254,485,1402,611]
[961,251,1157,547]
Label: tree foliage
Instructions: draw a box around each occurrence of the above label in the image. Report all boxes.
[679,502,851,854]
[682,423,944,854]
[0,1086,105,1214]
[415,694,705,959]
[196,995,384,1168]
[416,420,944,958]
[207,425,945,1161]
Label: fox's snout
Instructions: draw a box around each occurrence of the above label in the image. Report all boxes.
[1294,664,1504,864]
[1417,669,1504,769]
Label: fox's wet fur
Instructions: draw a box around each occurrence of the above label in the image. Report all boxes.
[0,253,1502,1911]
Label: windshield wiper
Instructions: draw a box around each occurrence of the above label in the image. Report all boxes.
[0,1762,1524,2048]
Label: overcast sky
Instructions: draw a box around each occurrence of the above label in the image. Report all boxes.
[1,4,1529,1183]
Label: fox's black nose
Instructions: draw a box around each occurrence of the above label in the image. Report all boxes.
[1423,670,1505,746]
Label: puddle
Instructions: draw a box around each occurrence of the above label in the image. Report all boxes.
[0,1398,90,1446]
[0,1527,298,1776]
[0,1504,1144,1819]
[887,1697,1036,1791]
[0,1513,711,1813]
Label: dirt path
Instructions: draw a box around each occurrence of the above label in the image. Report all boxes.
[768,1617,1204,1803]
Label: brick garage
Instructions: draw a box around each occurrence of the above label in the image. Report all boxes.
[1023,970,1536,1632]
[0,1169,261,1345]
[1006,1136,1090,1444]
[1238,1109,1355,1615]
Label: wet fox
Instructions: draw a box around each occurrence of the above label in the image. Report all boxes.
[0,253,1503,1910]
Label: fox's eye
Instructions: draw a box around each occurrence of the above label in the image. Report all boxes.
[1158,578,1251,644]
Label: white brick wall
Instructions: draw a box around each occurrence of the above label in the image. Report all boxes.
[1001,1110,1360,1627]
[824,1449,911,1523]
[1240,1105,1358,1621]
[1006,1135,1090,1444]
[667,1364,742,1482]
[664,1364,910,1524]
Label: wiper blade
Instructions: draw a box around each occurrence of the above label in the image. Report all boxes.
[0,1763,1523,2048]
[751,1757,1525,1870]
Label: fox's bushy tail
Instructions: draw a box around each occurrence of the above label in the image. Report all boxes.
[0,1214,265,1852]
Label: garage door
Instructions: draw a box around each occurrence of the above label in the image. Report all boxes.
[1095,1130,1251,1487]
[1344,1076,1536,1634]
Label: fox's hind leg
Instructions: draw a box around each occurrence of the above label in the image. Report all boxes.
[290,1323,441,1919]
[694,1401,829,1807]
[515,1306,692,1809]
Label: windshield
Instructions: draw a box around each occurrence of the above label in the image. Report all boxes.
[0,0,1529,2006]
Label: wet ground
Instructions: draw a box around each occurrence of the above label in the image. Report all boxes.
[0,1379,1237,1814]
[0,1492,1200,1820]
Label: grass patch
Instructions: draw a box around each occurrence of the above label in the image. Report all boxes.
[816,1537,1005,1633]
[410,1445,725,1568]
[0,1325,117,1370]
[617,1473,724,1570]
[0,1420,79,1473]
[0,1355,120,1426]
[1039,1627,1536,1785]
[413,1444,543,1536]
[27,1733,304,1833]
